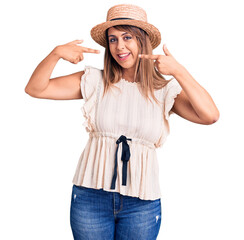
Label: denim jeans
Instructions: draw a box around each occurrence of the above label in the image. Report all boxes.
[70,184,162,240]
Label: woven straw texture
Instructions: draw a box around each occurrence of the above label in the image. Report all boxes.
[90,4,161,49]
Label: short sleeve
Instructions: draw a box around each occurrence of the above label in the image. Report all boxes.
[80,65,102,132]
[163,78,182,120]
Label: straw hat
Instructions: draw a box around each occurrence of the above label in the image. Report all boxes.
[90,4,161,49]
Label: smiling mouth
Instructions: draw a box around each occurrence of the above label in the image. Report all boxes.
[117,53,130,60]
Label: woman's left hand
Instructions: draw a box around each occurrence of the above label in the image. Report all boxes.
[138,44,182,76]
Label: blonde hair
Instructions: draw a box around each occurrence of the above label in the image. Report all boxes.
[102,25,172,106]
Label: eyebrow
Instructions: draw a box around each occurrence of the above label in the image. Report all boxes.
[108,32,130,38]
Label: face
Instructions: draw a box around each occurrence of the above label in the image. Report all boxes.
[107,27,139,71]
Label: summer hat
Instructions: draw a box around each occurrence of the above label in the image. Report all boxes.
[90,4,161,49]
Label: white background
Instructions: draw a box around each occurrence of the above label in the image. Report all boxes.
[0,0,243,239]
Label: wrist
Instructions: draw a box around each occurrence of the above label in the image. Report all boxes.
[51,46,62,60]
[172,64,186,78]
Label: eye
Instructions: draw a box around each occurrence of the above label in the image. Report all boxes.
[109,38,117,43]
[124,36,132,40]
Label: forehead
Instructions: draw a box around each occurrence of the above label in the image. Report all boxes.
[107,27,130,36]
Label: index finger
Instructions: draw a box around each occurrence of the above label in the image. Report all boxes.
[139,54,159,60]
[82,46,100,54]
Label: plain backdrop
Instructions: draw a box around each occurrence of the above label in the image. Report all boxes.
[0,0,243,239]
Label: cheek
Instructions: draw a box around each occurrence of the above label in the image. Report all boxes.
[130,43,139,55]
[109,46,116,58]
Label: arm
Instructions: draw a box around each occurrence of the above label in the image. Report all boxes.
[139,44,220,125]
[25,40,100,100]
[172,65,220,124]
[25,47,62,96]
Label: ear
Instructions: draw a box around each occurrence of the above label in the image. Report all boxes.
[163,44,172,57]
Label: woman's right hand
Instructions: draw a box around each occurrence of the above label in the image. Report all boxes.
[54,40,100,64]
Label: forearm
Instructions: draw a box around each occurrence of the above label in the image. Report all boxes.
[25,47,61,94]
[173,65,219,122]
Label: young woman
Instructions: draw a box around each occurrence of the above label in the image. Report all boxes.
[25,4,219,240]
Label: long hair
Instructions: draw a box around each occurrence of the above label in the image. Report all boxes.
[102,25,173,106]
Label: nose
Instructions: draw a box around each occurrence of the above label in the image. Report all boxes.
[116,38,125,51]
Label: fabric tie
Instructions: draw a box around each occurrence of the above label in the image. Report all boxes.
[110,135,132,189]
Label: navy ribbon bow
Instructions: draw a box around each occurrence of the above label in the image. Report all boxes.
[110,135,132,189]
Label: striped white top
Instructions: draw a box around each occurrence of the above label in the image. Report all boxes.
[72,65,182,200]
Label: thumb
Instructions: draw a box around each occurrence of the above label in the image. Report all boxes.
[163,44,172,56]
[74,39,84,44]
[69,39,84,45]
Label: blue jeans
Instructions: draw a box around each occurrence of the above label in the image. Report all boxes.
[70,184,162,240]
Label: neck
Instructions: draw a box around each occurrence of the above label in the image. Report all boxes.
[122,68,136,82]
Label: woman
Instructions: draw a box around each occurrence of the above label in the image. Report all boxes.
[25,4,219,240]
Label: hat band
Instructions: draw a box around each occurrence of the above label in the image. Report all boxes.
[110,17,133,21]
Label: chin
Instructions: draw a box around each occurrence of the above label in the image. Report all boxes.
[120,65,131,69]
[117,62,134,69]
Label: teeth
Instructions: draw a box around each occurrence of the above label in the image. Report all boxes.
[119,53,130,57]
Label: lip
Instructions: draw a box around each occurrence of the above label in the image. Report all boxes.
[117,53,131,61]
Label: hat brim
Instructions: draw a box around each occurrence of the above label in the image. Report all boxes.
[90,19,161,49]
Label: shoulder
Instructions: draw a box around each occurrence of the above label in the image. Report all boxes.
[80,65,103,101]
[83,65,103,78]
[163,78,181,92]
[162,77,182,120]
[81,65,103,87]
